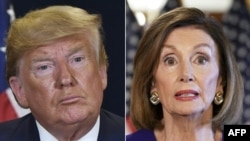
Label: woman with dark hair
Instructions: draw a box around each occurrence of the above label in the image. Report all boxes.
[127,7,244,141]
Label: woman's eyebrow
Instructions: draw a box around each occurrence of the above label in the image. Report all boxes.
[162,44,177,50]
[193,43,213,50]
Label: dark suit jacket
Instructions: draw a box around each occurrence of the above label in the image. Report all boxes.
[0,109,124,141]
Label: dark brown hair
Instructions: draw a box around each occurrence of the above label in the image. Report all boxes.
[130,7,244,131]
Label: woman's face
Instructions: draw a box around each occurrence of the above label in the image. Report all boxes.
[152,26,223,117]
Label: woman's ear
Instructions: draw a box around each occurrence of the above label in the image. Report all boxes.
[151,81,157,93]
[9,76,29,108]
[216,76,224,93]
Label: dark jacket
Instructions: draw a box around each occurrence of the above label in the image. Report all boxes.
[0,109,124,141]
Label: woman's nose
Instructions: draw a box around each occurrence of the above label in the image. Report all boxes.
[179,62,195,82]
[180,75,194,82]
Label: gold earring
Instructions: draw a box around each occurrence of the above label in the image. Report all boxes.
[150,91,160,105]
[214,92,223,105]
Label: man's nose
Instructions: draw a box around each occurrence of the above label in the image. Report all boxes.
[56,63,76,88]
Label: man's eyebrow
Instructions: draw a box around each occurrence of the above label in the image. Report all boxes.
[66,45,85,58]
[32,58,52,63]
[30,51,53,63]
[31,45,86,63]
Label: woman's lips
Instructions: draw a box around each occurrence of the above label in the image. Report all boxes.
[175,90,199,101]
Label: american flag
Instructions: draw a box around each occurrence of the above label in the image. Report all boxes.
[222,0,250,123]
[125,0,180,134]
[0,0,30,122]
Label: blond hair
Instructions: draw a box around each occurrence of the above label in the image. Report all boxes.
[6,5,108,80]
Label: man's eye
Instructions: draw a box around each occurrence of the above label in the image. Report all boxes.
[33,63,54,76]
[74,57,83,62]
[38,65,48,70]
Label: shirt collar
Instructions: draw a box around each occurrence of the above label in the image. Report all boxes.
[36,115,100,141]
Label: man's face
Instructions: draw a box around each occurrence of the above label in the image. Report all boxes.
[9,35,107,126]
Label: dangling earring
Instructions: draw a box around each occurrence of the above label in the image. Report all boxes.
[214,92,224,105]
[150,91,160,105]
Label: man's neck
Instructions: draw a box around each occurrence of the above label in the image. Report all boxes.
[36,115,100,141]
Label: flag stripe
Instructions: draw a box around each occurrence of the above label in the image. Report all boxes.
[0,91,17,122]
[0,0,30,122]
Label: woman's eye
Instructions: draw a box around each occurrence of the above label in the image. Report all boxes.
[195,55,208,65]
[164,57,177,66]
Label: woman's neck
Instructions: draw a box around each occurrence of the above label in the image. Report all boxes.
[154,113,220,141]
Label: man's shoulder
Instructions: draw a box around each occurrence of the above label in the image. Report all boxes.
[0,114,33,130]
[0,113,39,140]
[100,109,124,130]
[98,109,125,141]
[100,109,124,123]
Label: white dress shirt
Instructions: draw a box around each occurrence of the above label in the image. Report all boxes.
[36,115,100,141]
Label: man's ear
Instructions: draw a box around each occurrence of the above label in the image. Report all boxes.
[9,76,29,108]
[99,65,107,90]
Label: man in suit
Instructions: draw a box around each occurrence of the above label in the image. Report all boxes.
[0,5,124,141]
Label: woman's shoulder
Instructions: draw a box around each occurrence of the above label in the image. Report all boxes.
[126,129,156,141]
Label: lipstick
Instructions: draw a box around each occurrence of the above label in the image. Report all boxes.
[175,90,199,101]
